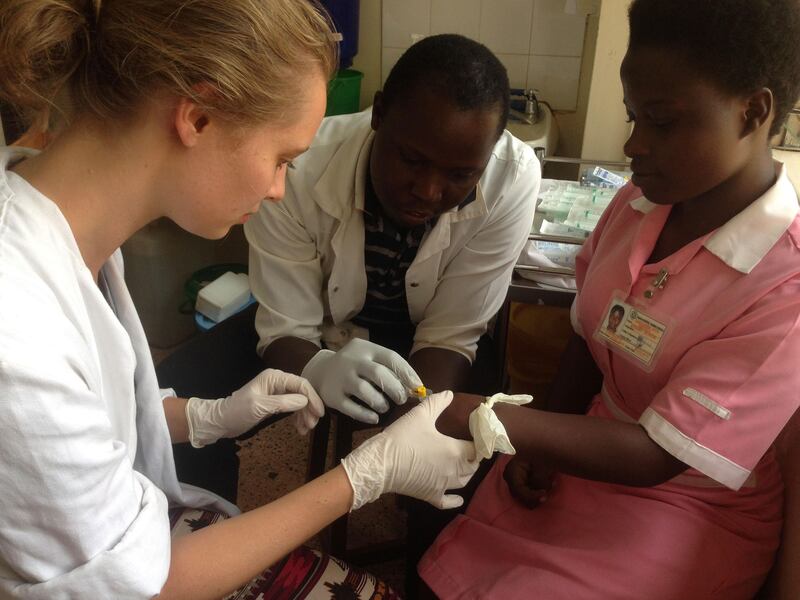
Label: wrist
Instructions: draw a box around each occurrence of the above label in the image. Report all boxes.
[469,393,533,460]
[330,465,356,512]
[185,396,225,448]
[340,433,389,511]
[436,393,482,439]
[300,348,335,381]
[163,395,191,443]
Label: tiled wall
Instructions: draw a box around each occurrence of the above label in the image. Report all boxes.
[382,0,597,111]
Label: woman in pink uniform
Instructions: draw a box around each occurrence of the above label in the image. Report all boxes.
[420,0,800,598]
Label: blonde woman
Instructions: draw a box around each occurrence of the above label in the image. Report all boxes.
[0,1,478,598]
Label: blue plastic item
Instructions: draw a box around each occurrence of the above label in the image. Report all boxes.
[319,0,360,69]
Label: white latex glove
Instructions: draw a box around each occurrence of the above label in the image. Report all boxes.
[470,392,534,460]
[301,338,423,424]
[185,368,325,447]
[341,391,479,510]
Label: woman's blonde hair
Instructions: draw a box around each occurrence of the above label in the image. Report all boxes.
[0,0,337,129]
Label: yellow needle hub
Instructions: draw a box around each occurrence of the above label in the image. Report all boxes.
[412,385,429,398]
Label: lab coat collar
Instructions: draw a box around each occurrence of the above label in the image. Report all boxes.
[312,123,374,221]
[449,183,488,222]
[628,163,799,274]
[0,146,38,183]
[1,146,87,267]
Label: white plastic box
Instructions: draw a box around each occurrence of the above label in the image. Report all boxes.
[195,272,251,323]
[121,219,248,348]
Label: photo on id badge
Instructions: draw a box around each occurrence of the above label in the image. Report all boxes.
[594,293,669,372]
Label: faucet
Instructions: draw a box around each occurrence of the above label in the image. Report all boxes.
[509,88,541,125]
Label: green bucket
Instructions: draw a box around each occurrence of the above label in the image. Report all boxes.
[326,69,364,116]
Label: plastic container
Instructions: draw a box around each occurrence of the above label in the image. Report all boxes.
[326,69,363,116]
[506,303,573,402]
[182,263,254,332]
[183,263,248,309]
[121,219,249,348]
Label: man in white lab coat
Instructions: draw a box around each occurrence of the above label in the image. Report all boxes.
[245,34,540,424]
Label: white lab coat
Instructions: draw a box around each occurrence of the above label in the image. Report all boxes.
[245,109,540,362]
[0,147,235,599]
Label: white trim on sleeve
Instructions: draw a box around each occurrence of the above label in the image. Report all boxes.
[410,341,474,364]
[640,407,750,490]
[570,295,583,337]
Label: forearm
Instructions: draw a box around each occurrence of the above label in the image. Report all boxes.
[438,396,686,486]
[545,333,603,414]
[261,336,321,376]
[498,406,686,486]
[163,396,190,443]
[157,466,353,600]
[410,347,471,393]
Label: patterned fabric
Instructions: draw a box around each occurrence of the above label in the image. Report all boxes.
[169,507,400,600]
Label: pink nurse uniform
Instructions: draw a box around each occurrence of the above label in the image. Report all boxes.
[419,165,800,599]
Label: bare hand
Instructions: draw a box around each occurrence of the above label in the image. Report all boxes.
[503,456,554,509]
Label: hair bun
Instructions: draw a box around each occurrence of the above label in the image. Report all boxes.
[2,0,336,127]
[0,0,91,119]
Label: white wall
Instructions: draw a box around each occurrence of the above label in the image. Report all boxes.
[579,2,800,178]
[357,0,800,172]
[380,0,598,111]
[354,0,602,158]
[580,0,631,161]
[351,0,382,110]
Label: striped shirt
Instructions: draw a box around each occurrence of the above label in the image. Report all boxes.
[352,172,475,355]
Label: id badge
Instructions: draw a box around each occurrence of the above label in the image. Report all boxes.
[594,292,670,372]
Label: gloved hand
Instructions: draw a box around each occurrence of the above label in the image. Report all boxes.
[301,338,423,424]
[341,391,480,510]
[185,368,325,447]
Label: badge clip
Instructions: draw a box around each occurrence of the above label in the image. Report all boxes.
[644,268,669,299]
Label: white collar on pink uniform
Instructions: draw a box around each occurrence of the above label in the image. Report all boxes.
[628,163,799,274]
